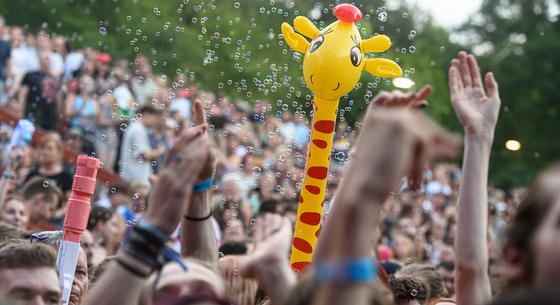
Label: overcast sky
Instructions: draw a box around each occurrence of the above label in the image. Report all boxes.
[407,0,483,27]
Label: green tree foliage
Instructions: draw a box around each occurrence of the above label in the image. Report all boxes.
[2,0,554,187]
[459,0,560,187]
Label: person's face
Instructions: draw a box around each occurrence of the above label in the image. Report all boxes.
[39,141,61,165]
[80,231,94,266]
[437,267,455,296]
[223,219,245,243]
[26,194,57,223]
[69,249,88,305]
[102,214,125,242]
[0,267,60,305]
[39,53,51,73]
[79,77,95,95]
[132,187,149,213]
[0,199,28,228]
[393,237,409,260]
[533,198,560,286]
[109,192,129,209]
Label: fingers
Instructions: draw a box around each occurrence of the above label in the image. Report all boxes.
[194,99,206,126]
[415,85,433,101]
[163,127,204,166]
[467,54,484,90]
[485,72,500,99]
[448,66,460,98]
[458,51,473,88]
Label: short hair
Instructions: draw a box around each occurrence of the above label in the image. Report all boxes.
[0,224,29,245]
[38,132,64,151]
[138,105,162,115]
[21,176,63,204]
[388,275,430,305]
[109,183,129,195]
[0,242,57,270]
[89,256,115,285]
[258,199,279,215]
[219,242,248,256]
[399,264,445,299]
[87,206,113,231]
[438,260,455,272]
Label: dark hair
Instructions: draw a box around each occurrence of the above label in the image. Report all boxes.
[138,105,163,115]
[399,264,445,300]
[87,206,113,231]
[388,275,430,305]
[258,199,279,215]
[109,183,130,195]
[0,242,57,270]
[504,165,560,288]
[0,224,29,243]
[21,176,63,204]
[437,260,455,272]
[89,256,115,285]
[219,242,248,256]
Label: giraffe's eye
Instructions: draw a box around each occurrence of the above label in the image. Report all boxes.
[309,35,324,53]
[350,46,362,67]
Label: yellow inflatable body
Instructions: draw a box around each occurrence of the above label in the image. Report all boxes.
[281,3,403,272]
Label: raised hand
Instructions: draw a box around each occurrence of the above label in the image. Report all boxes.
[192,99,216,182]
[348,107,459,197]
[372,85,432,109]
[145,127,211,235]
[449,51,500,137]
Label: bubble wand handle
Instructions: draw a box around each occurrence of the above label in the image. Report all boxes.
[57,155,100,305]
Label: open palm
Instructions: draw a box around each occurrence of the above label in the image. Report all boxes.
[449,52,501,136]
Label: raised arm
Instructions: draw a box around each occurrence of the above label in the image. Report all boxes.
[449,51,500,305]
[84,127,210,305]
[314,85,434,261]
[312,98,459,305]
[180,100,219,266]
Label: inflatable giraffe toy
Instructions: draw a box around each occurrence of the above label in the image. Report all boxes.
[281,3,403,271]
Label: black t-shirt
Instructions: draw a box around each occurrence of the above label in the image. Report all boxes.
[0,40,10,81]
[22,71,59,130]
[26,167,74,194]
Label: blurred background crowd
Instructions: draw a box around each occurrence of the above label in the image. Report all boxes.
[0,15,525,300]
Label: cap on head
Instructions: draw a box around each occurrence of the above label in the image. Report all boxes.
[333,3,362,23]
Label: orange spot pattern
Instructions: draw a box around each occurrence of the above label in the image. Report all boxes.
[308,166,328,180]
[314,120,335,133]
[305,185,321,195]
[293,237,313,254]
[312,139,328,149]
[300,212,322,226]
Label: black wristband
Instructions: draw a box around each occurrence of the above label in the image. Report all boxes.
[122,227,165,271]
[183,209,213,221]
[115,257,150,278]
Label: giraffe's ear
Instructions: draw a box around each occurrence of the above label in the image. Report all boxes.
[361,34,392,53]
[294,16,321,39]
[364,58,403,78]
[281,22,310,54]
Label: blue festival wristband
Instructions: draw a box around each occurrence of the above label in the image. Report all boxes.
[315,257,378,284]
[193,178,214,193]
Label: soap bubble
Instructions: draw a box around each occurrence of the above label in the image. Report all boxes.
[378,11,388,22]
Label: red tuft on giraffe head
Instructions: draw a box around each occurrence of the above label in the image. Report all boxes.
[333,3,362,23]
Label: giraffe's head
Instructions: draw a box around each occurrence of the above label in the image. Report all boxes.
[281,4,403,100]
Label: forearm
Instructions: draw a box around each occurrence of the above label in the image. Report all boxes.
[84,251,149,305]
[455,133,492,305]
[141,149,162,161]
[180,191,218,267]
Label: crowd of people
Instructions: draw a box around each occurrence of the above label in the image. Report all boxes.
[0,14,557,305]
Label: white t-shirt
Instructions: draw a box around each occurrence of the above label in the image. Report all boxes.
[114,85,133,110]
[119,121,152,186]
[169,97,191,120]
